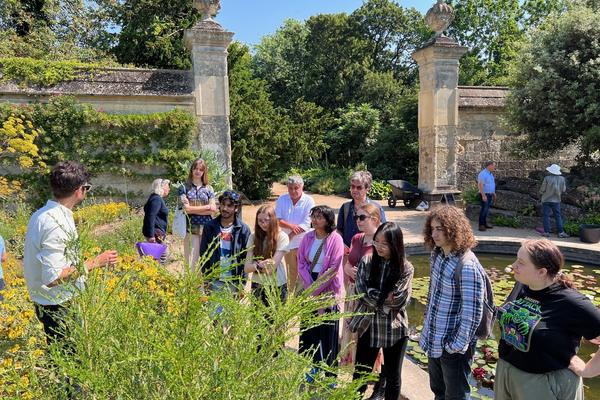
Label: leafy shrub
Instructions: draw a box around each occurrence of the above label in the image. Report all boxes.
[287,166,350,195]
[491,214,522,228]
[368,181,391,200]
[462,186,481,205]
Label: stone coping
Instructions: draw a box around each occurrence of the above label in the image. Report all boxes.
[0,68,194,97]
[458,85,508,109]
[404,238,600,266]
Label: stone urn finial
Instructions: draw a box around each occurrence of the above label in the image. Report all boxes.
[425,0,455,38]
[193,0,221,21]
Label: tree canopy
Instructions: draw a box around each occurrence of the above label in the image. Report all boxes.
[504,2,600,161]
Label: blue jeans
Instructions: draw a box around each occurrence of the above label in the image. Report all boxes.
[479,193,494,226]
[428,346,474,400]
[543,202,564,234]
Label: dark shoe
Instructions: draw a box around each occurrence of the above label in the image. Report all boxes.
[479,225,487,231]
[369,376,386,400]
[485,224,493,229]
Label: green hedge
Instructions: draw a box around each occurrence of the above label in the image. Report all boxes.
[0,96,197,204]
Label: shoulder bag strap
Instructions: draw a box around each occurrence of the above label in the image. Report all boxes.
[310,235,328,274]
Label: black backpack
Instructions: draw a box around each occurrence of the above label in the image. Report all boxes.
[454,250,496,340]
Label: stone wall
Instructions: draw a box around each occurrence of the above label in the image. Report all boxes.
[454,86,578,191]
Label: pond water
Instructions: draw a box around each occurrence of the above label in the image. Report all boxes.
[406,253,600,400]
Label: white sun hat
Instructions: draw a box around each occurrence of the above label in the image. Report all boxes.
[546,164,562,175]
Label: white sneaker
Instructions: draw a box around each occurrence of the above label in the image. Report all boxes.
[416,201,429,211]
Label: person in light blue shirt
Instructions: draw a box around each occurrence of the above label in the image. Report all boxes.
[477,161,496,231]
[0,235,6,300]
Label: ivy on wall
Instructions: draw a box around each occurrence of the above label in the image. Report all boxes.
[0,96,197,202]
[0,57,105,87]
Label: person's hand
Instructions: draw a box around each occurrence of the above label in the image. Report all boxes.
[258,260,275,274]
[492,193,497,202]
[343,263,357,280]
[291,225,304,235]
[92,250,118,270]
[183,203,192,213]
[569,355,586,376]
[208,203,217,212]
[181,195,189,206]
[589,336,600,345]
[481,193,487,202]
[147,237,156,243]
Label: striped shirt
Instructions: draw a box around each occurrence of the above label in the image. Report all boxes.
[349,254,413,348]
[419,248,485,358]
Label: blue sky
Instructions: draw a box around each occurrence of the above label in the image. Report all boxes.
[218,0,430,47]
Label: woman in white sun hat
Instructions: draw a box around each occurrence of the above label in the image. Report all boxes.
[539,164,569,238]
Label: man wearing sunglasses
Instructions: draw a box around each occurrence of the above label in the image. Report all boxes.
[337,170,386,252]
[23,161,118,345]
[199,190,251,288]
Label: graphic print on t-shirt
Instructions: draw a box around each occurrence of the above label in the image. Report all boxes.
[219,226,233,278]
[498,296,542,352]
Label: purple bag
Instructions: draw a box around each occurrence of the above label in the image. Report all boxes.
[136,242,167,261]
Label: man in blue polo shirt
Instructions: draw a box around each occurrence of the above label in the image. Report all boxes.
[477,161,496,231]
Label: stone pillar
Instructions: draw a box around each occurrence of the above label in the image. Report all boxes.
[412,36,467,203]
[184,16,234,187]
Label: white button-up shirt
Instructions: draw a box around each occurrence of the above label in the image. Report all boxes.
[275,192,315,249]
[24,200,84,305]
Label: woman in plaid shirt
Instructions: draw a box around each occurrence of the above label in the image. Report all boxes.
[349,222,414,400]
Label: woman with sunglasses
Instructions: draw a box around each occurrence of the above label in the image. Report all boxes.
[244,204,289,303]
[336,170,386,253]
[349,222,413,400]
[179,158,216,270]
[340,203,387,396]
[297,205,345,376]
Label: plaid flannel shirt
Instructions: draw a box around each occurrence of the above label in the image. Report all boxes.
[348,254,413,348]
[419,248,485,358]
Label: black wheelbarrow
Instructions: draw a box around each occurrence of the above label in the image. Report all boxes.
[387,180,422,208]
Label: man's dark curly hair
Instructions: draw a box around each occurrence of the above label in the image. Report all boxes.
[423,206,477,252]
[50,161,90,199]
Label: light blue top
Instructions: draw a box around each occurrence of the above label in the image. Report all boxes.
[477,169,496,194]
[0,235,5,280]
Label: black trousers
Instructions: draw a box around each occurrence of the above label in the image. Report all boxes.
[353,329,409,400]
[299,307,340,369]
[35,303,69,346]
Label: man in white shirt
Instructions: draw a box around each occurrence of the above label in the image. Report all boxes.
[24,161,118,344]
[275,175,315,293]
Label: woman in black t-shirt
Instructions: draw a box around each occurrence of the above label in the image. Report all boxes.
[495,239,600,400]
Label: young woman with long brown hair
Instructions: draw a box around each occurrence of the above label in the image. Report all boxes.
[179,158,216,270]
[244,204,289,303]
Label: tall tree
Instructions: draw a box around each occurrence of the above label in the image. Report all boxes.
[504,4,600,161]
[350,0,429,84]
[252,19,309,108]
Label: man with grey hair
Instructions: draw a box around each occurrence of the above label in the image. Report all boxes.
[275,175,315,292]
[337,170,386,250]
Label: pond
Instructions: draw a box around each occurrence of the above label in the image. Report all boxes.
[406,253,600,400]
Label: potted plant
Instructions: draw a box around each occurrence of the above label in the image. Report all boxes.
[579,224,600,243]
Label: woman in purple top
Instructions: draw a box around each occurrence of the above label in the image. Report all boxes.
[179,158,216,270]
[297,205,344,374]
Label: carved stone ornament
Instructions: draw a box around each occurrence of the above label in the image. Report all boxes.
[425,0,454,38]
[193,0,221,20]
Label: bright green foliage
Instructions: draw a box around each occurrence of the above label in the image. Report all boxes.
[504,4,600,160]
[364,92,419,182]
[229,42,329,199]
[0,96,196,203]
[367,180,392,200]
[0,0,115,61]
[108,0,201,69]
[326,104,380,168]
[350,0,429,84]
[252,19,309,109]
[0,57,102,86]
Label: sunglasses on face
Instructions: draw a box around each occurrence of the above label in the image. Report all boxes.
[81,184,92,192]
[353,214,371,222]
